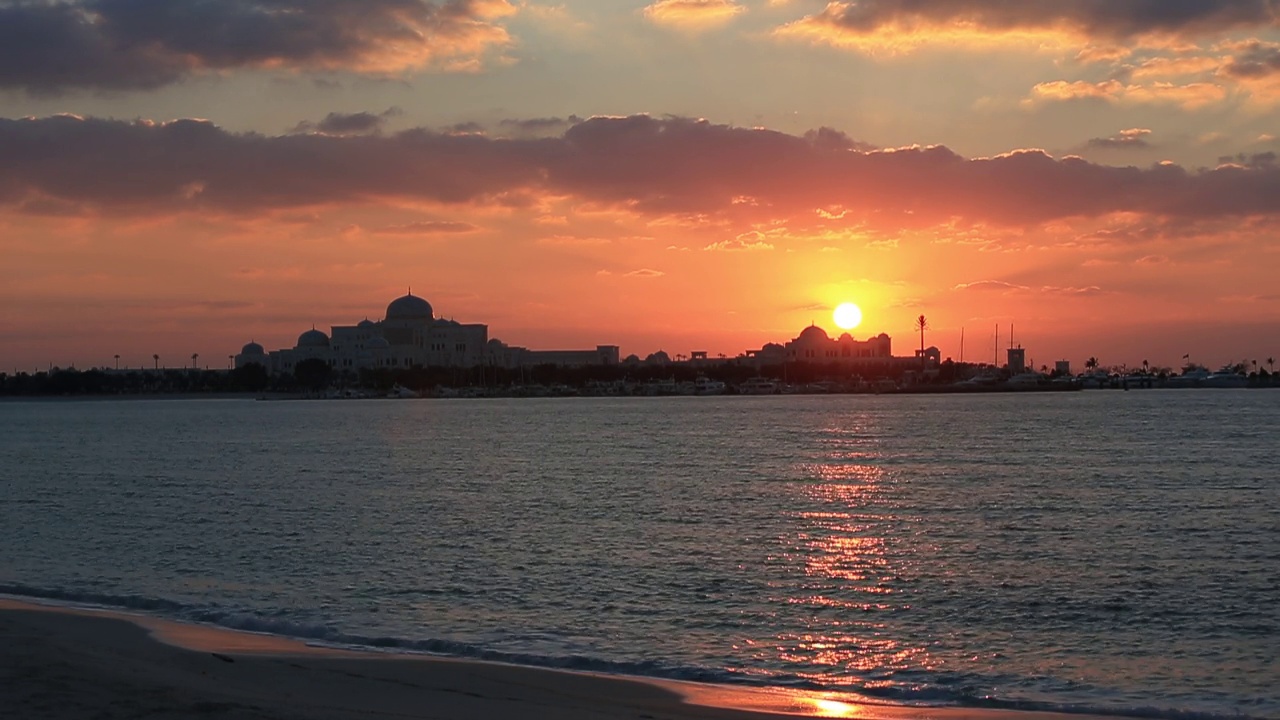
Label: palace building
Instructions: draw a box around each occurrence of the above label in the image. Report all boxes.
[236,292,618,375]
[746,325,940,368]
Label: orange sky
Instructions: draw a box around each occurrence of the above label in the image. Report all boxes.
[2,1,1278,371]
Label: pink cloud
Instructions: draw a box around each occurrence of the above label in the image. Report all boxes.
[3,114,1279,232]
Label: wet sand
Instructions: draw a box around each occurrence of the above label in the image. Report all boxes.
[0,598,1117,720]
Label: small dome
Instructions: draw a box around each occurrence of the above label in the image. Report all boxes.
[386,293,434,321]
[366,336,390,350]
[240,341,265,355]
[799,325,829,342]
[357,318,376,328]
[297,328,330,348]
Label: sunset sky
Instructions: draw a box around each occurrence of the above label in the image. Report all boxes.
[3,0,1279,372]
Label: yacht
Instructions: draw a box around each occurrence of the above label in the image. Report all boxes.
[738,377,778,395]
[694,376,727,395]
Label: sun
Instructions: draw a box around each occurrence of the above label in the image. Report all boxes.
[833,302,863,331]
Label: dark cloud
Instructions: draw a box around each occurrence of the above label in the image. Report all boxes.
[1222,41,1280,77]
[1085,128,1153,150]
[798,0,1278,40]
[373,220,479,234]
[443,121,486,135]
[0,0,513,94]
[803,127,878,152]
[1217,151,1278,167]
[2,114,1280,228]
[292,108,401,135]
[499,116,584,135]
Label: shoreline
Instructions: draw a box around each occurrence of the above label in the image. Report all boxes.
[1,597,1128,720]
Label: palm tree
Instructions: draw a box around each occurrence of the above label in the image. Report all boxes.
[191,353,199,370]
[228,355,234,370]
[1085,356,1099,372]
[1142,359,1149,374]
[153,354,159,371]
[1268,357,1275,374]
[113,354,120,370]
[916,315,927,354]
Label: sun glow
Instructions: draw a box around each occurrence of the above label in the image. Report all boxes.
[833,302,863,331]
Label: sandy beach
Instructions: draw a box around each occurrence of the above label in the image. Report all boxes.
[0,598,1132,720]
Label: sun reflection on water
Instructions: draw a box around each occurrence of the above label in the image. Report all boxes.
[765,436,934,688]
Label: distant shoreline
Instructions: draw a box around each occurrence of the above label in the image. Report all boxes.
[0,392,280,403]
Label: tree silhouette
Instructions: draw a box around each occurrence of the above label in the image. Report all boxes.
[153,354,159,370]
[1085,357,1099,371]
[1268,357,1275,374]
[1142,359,1149,374]
[294,358,331,392]
[113,354,120,370]
[191,353,199,370]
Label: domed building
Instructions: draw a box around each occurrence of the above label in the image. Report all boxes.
[233,341,267,369]
[297,329,330,348]
[775,324,892,364]
[384,294,434,322]
[237,289,619,376]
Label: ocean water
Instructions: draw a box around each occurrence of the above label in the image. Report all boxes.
[1,392,1277,719]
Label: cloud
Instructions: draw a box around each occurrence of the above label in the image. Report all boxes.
[292,108,402,135]
[954,280,1029,292]
[0,0,517,94]
[1217,151,1278,168]
[775,1,1280,54]
[499,115,584,136]
[704,231,775,251]
[954,280,1105,296]
[1086,128,1154,150]
[624,268,665,278]
[1126,55,1224,80]
[803,126,878,152]
[372,220,479,234]
[3,114,1280,230]
[643,0,745,31]
[1221,40,1280,78]
[1027,79,1228,109]
[536,235,613,246]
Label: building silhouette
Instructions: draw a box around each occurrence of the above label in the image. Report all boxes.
[236,291,618,374]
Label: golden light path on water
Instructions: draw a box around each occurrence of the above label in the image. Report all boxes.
[762,423,935,696]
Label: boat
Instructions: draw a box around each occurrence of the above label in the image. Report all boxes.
[738,377,778,395]
[387,384,418,398]
[694,376,727,395]
[1203,372,1249,389]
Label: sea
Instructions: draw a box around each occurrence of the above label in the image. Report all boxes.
[1,392,1276,719]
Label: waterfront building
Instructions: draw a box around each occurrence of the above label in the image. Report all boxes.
[1007,347,1027,374]
[238,291,616,374]
[745,326,945,372]
[785,325,893,363]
